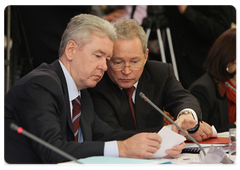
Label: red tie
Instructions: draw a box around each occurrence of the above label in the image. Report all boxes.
[123,87,137,129]
[72,96,81,141]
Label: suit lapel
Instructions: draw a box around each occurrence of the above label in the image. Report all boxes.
[135,69,155,129]
[51,60,74,135]
[109,77,136,130]
[79,90,92,141]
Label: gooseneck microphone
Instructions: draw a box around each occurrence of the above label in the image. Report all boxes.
[10,123,82,164]
[139,92,206,156]
[225,82,236,92]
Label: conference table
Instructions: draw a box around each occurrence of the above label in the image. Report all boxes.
[159,131,232,164]
[62,131,234,165]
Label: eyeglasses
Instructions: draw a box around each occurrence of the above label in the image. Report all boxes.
[109,61,144,71]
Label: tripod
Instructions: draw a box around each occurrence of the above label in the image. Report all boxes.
[4,6,34,94]
[142,6,179,80]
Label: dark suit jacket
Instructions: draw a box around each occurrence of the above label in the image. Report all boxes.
[88,61,202,132]
[4,60,134,164]
[188,72,236,132]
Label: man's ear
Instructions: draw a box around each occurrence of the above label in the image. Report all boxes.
[65,40,77,61]
[144,48,149,64]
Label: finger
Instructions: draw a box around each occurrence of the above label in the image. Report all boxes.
[200,123,213,139]
[171,124,180,133]
[166,143,184,154]
[143,152,155,159]
[146,133,162,144]
[172,120,187,133]
[172,142,186,150]
[178,130,188,137]
[171,124,188,137]
[181,119,197,129]
[146,145,159,154]
[147,140,161,150]
[200,131,211,141]
[191,134,202,142]
[175,119,196,133]
[165,149,181,158]
[204,130,212,139]
[200,132,206,140]
[204,124,213,137]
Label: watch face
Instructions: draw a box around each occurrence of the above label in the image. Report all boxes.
[180,111,195,120]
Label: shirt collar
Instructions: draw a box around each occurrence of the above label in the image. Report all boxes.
[119,81,138,90]
[59,60,80,101]
[119,81,138,103]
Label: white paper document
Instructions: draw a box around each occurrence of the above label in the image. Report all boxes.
[154,126,186,158]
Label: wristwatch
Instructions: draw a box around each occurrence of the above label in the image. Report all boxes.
[179,110,194,118]
[179,110,200,134]
[187,121,200,134]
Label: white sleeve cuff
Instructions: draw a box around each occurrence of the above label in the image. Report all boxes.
[104,141,119,157]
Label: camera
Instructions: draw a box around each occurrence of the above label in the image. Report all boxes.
[142,6,169,31]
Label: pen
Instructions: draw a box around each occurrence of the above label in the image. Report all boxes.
[183,158,190,160]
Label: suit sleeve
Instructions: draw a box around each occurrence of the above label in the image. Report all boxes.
[161,63,202,120]
[188,83,212,121]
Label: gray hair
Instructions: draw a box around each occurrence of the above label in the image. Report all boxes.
[113,19,147,54]
[59,14,117,57]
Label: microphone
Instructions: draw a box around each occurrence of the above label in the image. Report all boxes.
[225,82,236,92]
[139,92,206,156]
[10,123,82,164]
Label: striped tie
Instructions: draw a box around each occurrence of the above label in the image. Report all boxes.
[72,96,81,142]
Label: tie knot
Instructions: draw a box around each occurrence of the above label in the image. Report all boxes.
[72,96,81,109]
[123,86,135,98]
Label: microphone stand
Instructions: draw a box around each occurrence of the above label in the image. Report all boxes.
[139,92,206,156]
[10,123,82,164]
[225,82,236,92]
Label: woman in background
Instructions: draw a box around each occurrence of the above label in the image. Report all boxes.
[189,28,236,132]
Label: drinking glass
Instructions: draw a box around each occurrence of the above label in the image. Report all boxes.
[229,128,236,163]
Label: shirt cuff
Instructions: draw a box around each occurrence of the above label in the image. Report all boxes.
[104,141,119,157]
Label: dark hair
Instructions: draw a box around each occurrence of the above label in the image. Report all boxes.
[203,28,236,81]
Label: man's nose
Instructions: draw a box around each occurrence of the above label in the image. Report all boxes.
[102,61,108,71]
[122,65,132,75]
[98,59,108,72]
